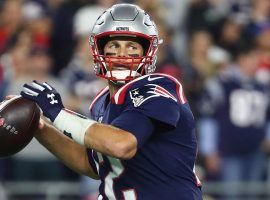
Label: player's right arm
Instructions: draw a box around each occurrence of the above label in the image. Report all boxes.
[36,118,99,179]
[20,81,138,160]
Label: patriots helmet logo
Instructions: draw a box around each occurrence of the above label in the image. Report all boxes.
[130,84,177,107]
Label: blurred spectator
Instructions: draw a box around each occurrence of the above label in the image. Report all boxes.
[155,20,181,75]
[183,29,222,117]
[159,0,189,31]
[188,30,217,80]
[60,36,106,114]
[216,18,246,57]
[185,0,224,36]
[250,0,270,24]
[136,0,167,23]
[244,0,270,39]
[73,0,118,38]
[49,0,86,75]
[157,64,182,80]
[73,5,104,37]
[198,44,270,199]
[0,0,24,54]
[1,41,76,183]
[6,47,77,188]
[227,0,251,25]
[186,0,212,34]
[254,23,270,85]
[22,0,52,49]
[157,0,189,65]
[47,0,65,11]
[0,27,33,97]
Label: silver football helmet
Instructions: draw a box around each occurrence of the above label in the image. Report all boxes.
[89,3,162,83]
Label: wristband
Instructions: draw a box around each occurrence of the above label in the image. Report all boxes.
[53,109,96,145]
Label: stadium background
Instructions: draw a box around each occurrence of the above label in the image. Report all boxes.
[0,0,269,199]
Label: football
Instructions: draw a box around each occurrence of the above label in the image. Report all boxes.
[0,96,40,158]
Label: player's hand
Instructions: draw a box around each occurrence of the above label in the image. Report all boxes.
[20,81,64,122]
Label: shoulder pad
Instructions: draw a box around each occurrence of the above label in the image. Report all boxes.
[112,73,187,105]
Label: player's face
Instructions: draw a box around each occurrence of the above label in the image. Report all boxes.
[103,39,144,71]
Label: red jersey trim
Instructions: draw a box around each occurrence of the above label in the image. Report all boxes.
[89,86,109,112]
[154,73,187,104]
[112,73,187,105]
[113,75,151,104]
[112,73,187,104]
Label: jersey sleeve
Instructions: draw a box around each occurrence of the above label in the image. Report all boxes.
[111,110,155,148]
[123,76,182,127]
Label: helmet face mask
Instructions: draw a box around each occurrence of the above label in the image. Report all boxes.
[89,4,162,84]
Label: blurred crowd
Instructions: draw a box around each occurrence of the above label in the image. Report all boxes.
[0,0,269,199]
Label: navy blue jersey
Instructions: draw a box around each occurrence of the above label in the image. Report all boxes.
[87,73,202,200]
[200,72,270,156]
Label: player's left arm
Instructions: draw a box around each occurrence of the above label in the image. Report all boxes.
[20,81,138,160]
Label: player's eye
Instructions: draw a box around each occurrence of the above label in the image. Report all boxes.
[129,46,137,51]
[106,41,120,49]
[127,44,138,50]
[105,52,117,56]
[108,44,118,49]
[128,53,139,57]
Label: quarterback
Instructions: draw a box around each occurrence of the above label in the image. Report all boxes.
[20,4,202,200]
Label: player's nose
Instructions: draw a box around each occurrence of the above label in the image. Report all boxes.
[118,46,128,57]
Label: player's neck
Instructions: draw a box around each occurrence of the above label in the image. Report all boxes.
[108,81,122,97]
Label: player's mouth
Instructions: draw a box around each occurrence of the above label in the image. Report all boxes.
[112,63,131,71]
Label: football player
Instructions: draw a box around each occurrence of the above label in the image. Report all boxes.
[20,4,202,200]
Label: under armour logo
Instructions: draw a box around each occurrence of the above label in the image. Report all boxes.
[47,93,58,104]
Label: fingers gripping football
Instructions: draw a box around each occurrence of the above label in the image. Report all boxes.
[21,81,64,122]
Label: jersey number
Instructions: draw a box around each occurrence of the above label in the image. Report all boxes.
[95,152,136,200]
[229,90,268,127]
